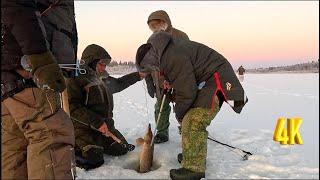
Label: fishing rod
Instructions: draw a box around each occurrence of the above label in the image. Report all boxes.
[207,136,252,161]
[151,93,167,146]
[71,117,135,151]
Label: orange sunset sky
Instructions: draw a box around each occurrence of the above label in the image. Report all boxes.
[75,1,319,68]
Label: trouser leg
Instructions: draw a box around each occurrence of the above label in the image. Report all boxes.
[154,97,171,137]
[181,96,220,172]
[2,88,75,179]
[1,104,28,179]
[73,125,106,172]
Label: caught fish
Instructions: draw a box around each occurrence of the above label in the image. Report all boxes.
[136,123,154,173]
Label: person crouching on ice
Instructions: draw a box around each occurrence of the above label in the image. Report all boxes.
[136,32,248,180]
[67,44,145,170]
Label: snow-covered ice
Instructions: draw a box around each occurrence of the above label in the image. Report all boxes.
[77,73,319,179]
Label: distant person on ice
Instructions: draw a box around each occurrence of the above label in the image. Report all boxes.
[67,44,145,170]
[136,31,248,180]
[145,10,190,144]
[237,65,246,82]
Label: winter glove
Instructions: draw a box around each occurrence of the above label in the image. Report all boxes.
[145,74,156,98]
[26,51,66,92]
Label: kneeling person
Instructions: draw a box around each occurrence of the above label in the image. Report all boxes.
[68,44,144,170]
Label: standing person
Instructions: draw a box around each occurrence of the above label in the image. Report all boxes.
[145,10,189,144]
[136,32,248,179]
[237,65,246,82]
[1,0,77,179]
[68,44,145,170]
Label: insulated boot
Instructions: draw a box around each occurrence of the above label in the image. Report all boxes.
[177,153,183,164]
[76,147,104,170]
[154,133,169,144]
[75,155,104,170]
[170,168,205,180]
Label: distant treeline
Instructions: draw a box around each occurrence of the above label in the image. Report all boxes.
[246,61,319,73]
[109,61,135,67]
[106,61,136,75]
[107,60,319,74]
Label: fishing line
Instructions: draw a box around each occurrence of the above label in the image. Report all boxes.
[142,80,150,123]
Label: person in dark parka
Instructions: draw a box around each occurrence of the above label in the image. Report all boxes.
[1,0,77,179]
[145,10,190,143]
[68,44,144,170]
[136,31,248,180]
[237,65,246,82]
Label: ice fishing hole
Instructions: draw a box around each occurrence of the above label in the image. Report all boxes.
[123,158,161,173]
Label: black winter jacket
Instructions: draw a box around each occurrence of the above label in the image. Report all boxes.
[1,0,77,83]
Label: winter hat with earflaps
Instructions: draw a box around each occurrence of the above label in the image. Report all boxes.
[81,44,112,66]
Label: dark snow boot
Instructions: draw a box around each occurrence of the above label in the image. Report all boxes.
[170,168,205,180]
[76,147,104,170]
[177,153,183,164]
[154,134,169,144]
[75,155,104,170]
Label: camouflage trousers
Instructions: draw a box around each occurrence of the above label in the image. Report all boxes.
[181,95,220,172]
[154,97,171,137]
[1,88,75,179]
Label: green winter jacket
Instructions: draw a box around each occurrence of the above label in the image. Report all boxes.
[137,32,248,120]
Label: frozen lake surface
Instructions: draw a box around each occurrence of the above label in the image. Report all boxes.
[77,73,319,179]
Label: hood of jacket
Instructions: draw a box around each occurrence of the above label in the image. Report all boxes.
[137,31,171,72]
[81,44,111,66]
[147,10,173,31]
[147,31,171,59]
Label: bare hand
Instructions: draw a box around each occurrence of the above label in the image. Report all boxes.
[138,72,148,79]
[163,80,172,90]
[16,68,32,79]
[98,122,110,136]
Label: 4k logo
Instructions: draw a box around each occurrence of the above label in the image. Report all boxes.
[273,118,303,145]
